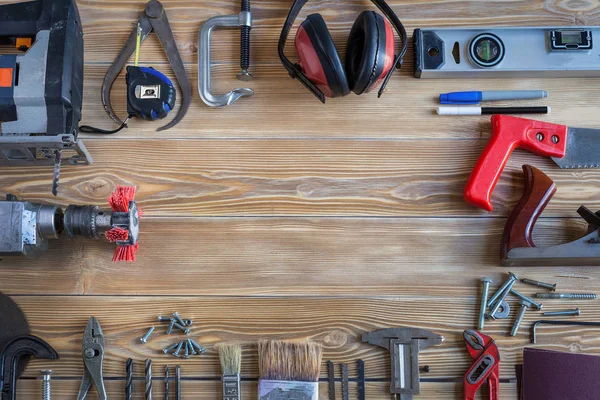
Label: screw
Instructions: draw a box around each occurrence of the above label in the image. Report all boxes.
[140,326,155,344]
[158,316,173,322]
[173,322,191,335]
[167,319,175,335]
[510,300,531,336]
[543,308,580,316]
[188,338,205,354]
[183,341,190,359]
[419,365,430,373]
[536,132,544,141]
[41,370,52,400]
[173,341,185,357]
[478,278,492,330]
[172,312,186,327]
[521,278,557,291]
[487,272,518,308]
[535,293,597,300]
[237,0,252,81]
[552,135,560,144]
[488,273,519,318]
[510,289,543,310]
[163,342,180,355]
[187,339,197,355]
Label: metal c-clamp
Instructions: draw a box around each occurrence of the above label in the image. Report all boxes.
[198,11,254,107]
[363,327,444,400]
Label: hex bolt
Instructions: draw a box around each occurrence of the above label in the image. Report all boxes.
[163,342,180,355]
[173,322,191,335]
[487,272,518,308]
[535,293,597,300]
[188,338,205,354]
[521,278,557,291]
[543,308,580,317]
[478,277,492,330]
[510,300,531,336]
[167,319,176,335]
[510,289,543,310]
[237,0,252,81]
[173,341,185,357]
[187,339,197,355]
[41,370,52,400]
[172,312,186,327]
[140,326,155,344]
[158,316,173,322]
[488,273,519,318]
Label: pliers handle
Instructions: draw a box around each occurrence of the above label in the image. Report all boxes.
[463,330,500,400]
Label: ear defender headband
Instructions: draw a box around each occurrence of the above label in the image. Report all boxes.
[278,0,407,103]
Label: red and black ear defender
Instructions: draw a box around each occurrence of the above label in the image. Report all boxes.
[278,0,407,103]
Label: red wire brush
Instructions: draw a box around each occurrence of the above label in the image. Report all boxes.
[105,186,141,262]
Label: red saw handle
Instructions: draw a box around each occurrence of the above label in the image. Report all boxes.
[464,115,568,211]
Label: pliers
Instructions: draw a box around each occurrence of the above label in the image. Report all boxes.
[102,0,191,131]
[77,317,107,400]
[463,330,500,400]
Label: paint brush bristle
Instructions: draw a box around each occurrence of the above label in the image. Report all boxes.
[258,340,323,382]
[216,343,242,375]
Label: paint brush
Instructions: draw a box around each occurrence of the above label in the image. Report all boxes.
[258,340,323,400]
[216,343,242,400]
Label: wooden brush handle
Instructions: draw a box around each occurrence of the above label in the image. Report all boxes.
[500,165,556,260]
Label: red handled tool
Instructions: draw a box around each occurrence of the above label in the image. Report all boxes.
[464,115,600,211]
[463,330,499,400]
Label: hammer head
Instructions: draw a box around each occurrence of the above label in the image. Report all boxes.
[362,327,445,350]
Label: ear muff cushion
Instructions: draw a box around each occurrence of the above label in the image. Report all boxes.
[345,11,392,95]
[296,14,350,98]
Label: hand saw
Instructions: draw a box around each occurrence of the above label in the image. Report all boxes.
[465,115,600,211]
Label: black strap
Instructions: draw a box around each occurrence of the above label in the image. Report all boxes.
[79,116,131,135]
[278,0,407,102]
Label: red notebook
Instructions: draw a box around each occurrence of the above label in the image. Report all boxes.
[522,348,600,400]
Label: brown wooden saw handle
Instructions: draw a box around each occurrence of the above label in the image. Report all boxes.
[500,165,556,260]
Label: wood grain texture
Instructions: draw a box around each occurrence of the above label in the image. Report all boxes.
[2,139,600,218]
[2,1,600,399]
[0,217,595,295]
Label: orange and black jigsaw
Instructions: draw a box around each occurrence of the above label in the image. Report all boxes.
[0,0,90,195]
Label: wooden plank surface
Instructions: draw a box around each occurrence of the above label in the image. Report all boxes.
[2,0,600,399]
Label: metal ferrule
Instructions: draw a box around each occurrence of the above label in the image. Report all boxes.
[239,11,252,27]
[35,204,64,239]
[222,374,240,400]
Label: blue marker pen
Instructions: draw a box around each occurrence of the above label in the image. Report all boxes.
[440,90,548,104]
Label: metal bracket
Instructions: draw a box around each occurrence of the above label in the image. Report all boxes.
[198,12,254,107]
[362,328,444,400]
[0,135,93,166]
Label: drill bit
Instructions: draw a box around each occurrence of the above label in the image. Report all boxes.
[165,364,169,400]
[126,358,133,400]
[175,365,181,400]
[145,359,152,400]
[52,149,62,196]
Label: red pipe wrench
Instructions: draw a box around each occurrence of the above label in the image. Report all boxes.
[463,330,500,400]
[464,115,600,211]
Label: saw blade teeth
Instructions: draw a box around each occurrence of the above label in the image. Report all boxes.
[52,150,62,196]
